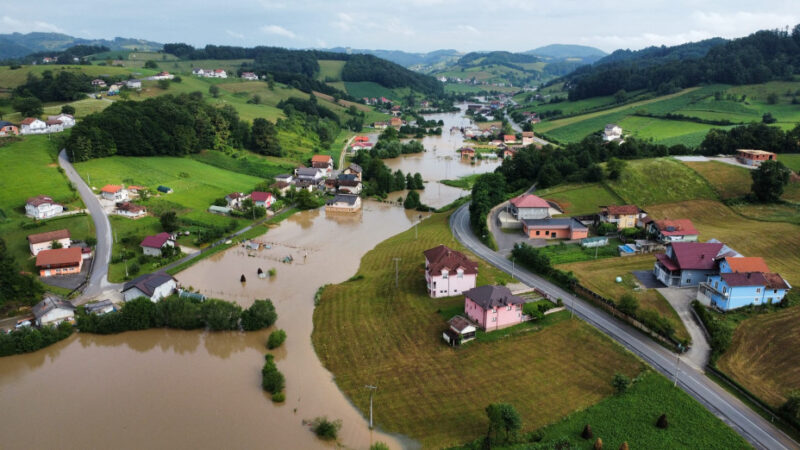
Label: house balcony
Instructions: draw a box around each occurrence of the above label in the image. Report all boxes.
[697,282,728,306]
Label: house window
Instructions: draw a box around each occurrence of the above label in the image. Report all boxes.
[714,282,718,289]
[756,288,761,293]
[774,289,778,294]
[492,317,496,322]
[536,230,540,236]
[507,306,511,311]
[433,282,436,289]
[457,270,463,279]
[442,271,448,279]
[722,287,727,294]
[545,230,550,236]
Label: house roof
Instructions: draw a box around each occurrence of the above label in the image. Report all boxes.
[464,285,524,310]
[521,218,588,231]
[251,191,273,203]
[26,195,57,207]
[0,120,14,128]
[311,155,333,163]
[338,173,359,183]
[127,185,146,191]
[122,272,176,297]
[271,181,290,189]
[653,219,698,236]
[503,134,516,141]
[348,163,362,173]
[312,161,331,169]
[510,194,549,209]
[655,253,680,272]
[35,247,82,267]
[297,167,321,177]
[721,272,768,287]
[737,149,776,157]
[20,117,40,125]
[28,229,70,244]
[669,242,724,270]
[84,299,114,313]
[423,245,478,277]
[226,192,243,200]
[327,194,359,206]
[602,205,641,216]
[101,185,123,194]
[725,257,770,273]
[32,296,75,319]
[522,131,534,138]
[140,232,172,249]
[354,136,369,142]
[763,273,790,290]
[448,315,475,333]
[45,119,62,125]
[117,202,145,213]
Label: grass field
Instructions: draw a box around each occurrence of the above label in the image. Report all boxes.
[780,154,800,173]
[536,183,624,216]
[558,255,690,343]
[646,200,800,285]
[316,60,345,81]
[717,304,800,408]
[312,212,646,448]
[441,174,481,189]
[0,64,133,89]
[605,158,717,206]
[683,161,752,200]
[537,239,623,265]
[617,116,722,147]
[343,81,399,101]
[532,371,750,449]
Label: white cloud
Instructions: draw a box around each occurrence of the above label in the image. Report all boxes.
[226,29,245,39]
[457,24,479,34]
[260,24,296,38]
[690,11,797,37]
[334,12,354,31]
[1,15,64,33]
[582,29,715,51]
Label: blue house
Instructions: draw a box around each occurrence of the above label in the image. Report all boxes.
[699,272,791,311]
[653,242,725,287]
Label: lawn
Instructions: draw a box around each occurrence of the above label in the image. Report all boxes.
[645,200,800,285]
[312,212,646,448]
[780,154,800,173]
[605,158,717,206]
[0,64,133,89]
[617,116,721,147]
[717,304,800,408]
[536,183,624,216]
[558,255,690,343]
[441,174,481,190]
[537,239,622,265]
[316,60,345,81]
[344,81,398,101]
[531,371,750,449]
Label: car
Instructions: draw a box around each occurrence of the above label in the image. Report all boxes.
[15,320,32,329]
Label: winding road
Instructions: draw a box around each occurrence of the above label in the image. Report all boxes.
[450,203,797,450]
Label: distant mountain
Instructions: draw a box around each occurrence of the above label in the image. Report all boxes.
[325,47,462,69]
[0,32,162,59]
[526,44,606,63]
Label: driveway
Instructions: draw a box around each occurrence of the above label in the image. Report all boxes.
[657,287,711,370]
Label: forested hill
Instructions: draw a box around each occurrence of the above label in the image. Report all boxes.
[565,26,800,100]
[163,43,443,97]
[457,51,540,67]
[0,32,162,59]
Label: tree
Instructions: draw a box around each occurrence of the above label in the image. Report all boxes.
[160,211,179,233]
[405,173,414,189]
[249,118,282,156]
[613,89,627,103]
[267,329,286,349]
[201,299,242,330]
[144,60,158,69]
[656,413,669,429]
[157,79,170,90]
[413,173,424,189]
[780,390,800,425]
[12,96,43,117]
[50,240,63,249]
[618,294,639,316]
[403,190,420,209]
[310,416,342,440]
[241,299,277,331]
[767,92,779,104]
[751,160,791,202]
[61,104,76,115]
[486,403,522,445]
[582,424,593,439]
[612,372,631,394]
[762,112,777,124]
[393,170,406,191]
[606,157,627,180]
[209,84,220,98]
[0,238,43,309]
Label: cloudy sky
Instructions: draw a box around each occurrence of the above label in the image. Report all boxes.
[3,0,798,53]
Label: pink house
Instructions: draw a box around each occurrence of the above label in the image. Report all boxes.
[424,245,478,298]
[464,285,524,331]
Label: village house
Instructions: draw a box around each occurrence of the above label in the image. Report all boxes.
[271,181,291,196]
[275,173,294,184]
[503,134,517,145]
[157,185,173,194]
[35,247,83,277]
[140,232,175,257]
[225,192,247,208]
[47,113,75,128]
[26,195,63,219]
[372,121,389,130]
[32,297,75,327]
[390,117,404,128]
[45,119,63,133]
[648,219,699,243]
[719,257,770,274]
[0,120,20,136]
[107,84,121,95]
[325,194,361,212]
[442,315,477,346]
[250,191,275,208]
[502,148,517,159]
[598,205,646,230]
[208,205,231,215]
[350,142,374,152]
[311,154,334,174]
[522,218,589,240]
[100,185,128,202]
[91,79,107,87]
[125,79,142,89]
[241,72,259,81]
[353,135,369,143]
[603,124,623,142]
[122,272,178,303]
[116,201,147,218]
[508,194,550,220]
[150,72,174,80]
[735,149,777,167]
[20,118,47,135]
[323,178,338,194]
[343,163,362,181]
[295,167,323,183]
[27,229,71,256]
[521,131,535,146]
[85,299,115,315]
[700,271,791,310]
[463,285,525,331]
[653,241,726,287]
[127,185,147,196]
[336,174,362,194]
[424,245,478,298]
[293,179,316,192]
[459,147,475,161]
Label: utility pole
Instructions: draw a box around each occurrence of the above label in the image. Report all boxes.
[511,257,515,281]
[365,385,377,429]
[393,258,401,289]
[124,258,128,278]
[673,353,681,387]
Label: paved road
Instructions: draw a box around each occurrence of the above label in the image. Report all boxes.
[504,109,551,147]
[58,149,116,301]
[450,203,797,450]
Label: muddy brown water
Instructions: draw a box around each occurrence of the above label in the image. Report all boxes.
[1,108,490,449]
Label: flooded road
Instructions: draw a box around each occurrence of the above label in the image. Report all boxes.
[0,202,422,450]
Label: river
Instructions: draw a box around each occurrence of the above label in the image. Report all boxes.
[0,106,499,450]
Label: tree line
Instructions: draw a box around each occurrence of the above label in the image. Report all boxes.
[699,122,800,155]
[352,150,424,198]
[0,237,43,315]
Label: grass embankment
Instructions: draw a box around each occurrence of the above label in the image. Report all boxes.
[536,183,624,216]
[780,154,800,173]
[558,255,690,343]
[441,174,481,190]
[312,212,646,448]
[532,371,750,449]
[605,158,717,206]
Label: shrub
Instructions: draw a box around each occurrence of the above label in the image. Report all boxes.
[370,443,390,450]
[581,424,593,439]
[201,299,242,331]
[128,263,140,275]
[656,413,669,429]
[268,268,277,277]
[267,329,287,349]
[612,373,631,394]
[271,391,285,402]
[241,299,277,331]
[310,416,342,440]
[618,294,639,316]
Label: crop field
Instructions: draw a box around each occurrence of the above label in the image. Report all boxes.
[558,255,690,343]
[683,161,751,200]
[617,116,720,145]
[316,60,345,81]
[717,305,800,408]
[0,64,133,89]
[605,158,717,206]
[537,183,624,216]
[646,200,800,285]
[780,154,800,172]
[534,371,749,449]
[343,81,399,100]
[312,212,646,448]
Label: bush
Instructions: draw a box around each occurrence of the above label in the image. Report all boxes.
[612,372,631,394]
[581,424,593,439]
[594,437,603,449]
[267,329,287,349]
[310,416,342,440]
[619,442,629,450]
[656,413,669,429]
[618,294,639,316]
[370,443,390,450]
[0,322,74,357]
[201,299,242,330]
[241,299,277,331]
[780,391,800,427]
[271,391,285,402]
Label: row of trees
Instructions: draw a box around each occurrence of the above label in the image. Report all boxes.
[14,70,92,103]
[352,150,424,197]
[370,127,425,158]
[699,122,800,155]
[0,237,43,314]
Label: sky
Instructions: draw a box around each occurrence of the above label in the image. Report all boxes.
[2,0,799,54]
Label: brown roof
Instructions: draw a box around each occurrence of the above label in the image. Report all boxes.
[28,229,71,245]
[45,119,62,125]
[20,117,38,125]
[603,205,641,216]
[654,219,698,236]
[720,272,768,287]
[763,273,790,290]
[669,242,724,270]
[271,181,290,189]
[26,195,58,207]
[510,194,549,209]
[424,245,478,277]
[35,247,82,267]
[725,257,770,273]
[117,202,145,213]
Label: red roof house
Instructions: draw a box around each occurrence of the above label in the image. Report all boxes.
[424,245,478,298]
[648,219,699,243]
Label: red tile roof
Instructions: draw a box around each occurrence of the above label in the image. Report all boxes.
[503,134,516,142]
[354,136,369,142]
[20,117,38,125]
[311,155,333,163]
[721,272,768,287]
[603,205,641,216]
[35,247,82,267]
[654,219,697,236]
[140,232,172,249]
[670,242,724,270]
[424,245,478,277]
[725,257,770,273]
[764,273,790,290]
[28,229,70,245]
[510,194,549,209]
[101,185,123,194]
[250,191,273,203]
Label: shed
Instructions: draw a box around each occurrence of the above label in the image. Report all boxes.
[581,236,609,248]
[157,185,173,194]
[208,205,231,215]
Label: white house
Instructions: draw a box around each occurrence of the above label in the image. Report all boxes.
[108,84,121,95]
[26,195,63,219]
[27,229,71,256]
[92,79,107,87]
[274,174,293,184]
[140,232,175,257]
[48,114,75,128]
[210,69,227,78]
[32,297,75,327]
[250,191,275,208]
[100,185,128,201]
[603,124,623,142]
[20,118,47,135]
[122,272,177,303]
[45,119,63,133]
[295,167,323,182]
[116,202,147,218]
[225,192,247,208]
[192,68,205,76]
[150,71,174,80]
[241,72,259,81]
[126,79,142,89]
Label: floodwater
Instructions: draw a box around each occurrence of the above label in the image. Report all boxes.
[0,202,422,450]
